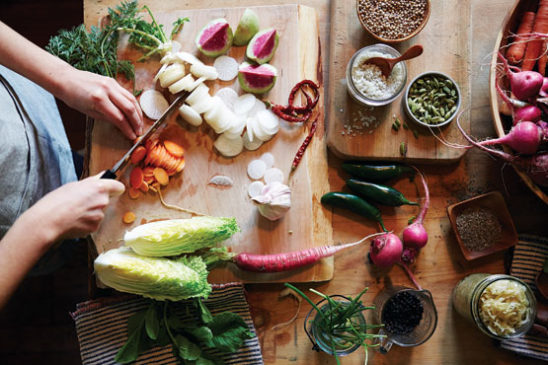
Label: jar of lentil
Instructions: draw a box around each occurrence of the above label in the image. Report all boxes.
[346,43,407,107]
[452,274,536,339]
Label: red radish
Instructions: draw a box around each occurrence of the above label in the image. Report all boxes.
[540,77,548,97]
[514,105,542,124]
[402,167,429,249]
[369,232,423,290]
[498,52,544,101]
[369,232,403,268]
[539,121,548,144]
[457,119,548,187]
[477,121,541,155]
[233,232,386,272]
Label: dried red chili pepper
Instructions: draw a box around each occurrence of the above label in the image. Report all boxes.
[270,79,320,123]
[291,116,318,172]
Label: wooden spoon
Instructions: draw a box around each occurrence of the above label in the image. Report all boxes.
[362,44,424,77]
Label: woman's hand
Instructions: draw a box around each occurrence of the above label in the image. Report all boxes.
[58,68,144,140]
[24,172,125,243]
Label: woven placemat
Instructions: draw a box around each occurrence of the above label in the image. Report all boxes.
[71,283,263,365]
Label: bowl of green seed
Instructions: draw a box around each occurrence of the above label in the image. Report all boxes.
[404,71,461,128]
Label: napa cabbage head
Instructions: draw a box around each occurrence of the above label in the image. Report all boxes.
[94,247,211,301]
[123,216,239,257]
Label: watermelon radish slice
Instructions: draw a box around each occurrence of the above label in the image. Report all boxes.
[195,18,233,57]
[246,28,279,64]
[238,62,277,94]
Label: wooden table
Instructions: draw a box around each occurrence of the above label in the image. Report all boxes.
[84,0,548,364]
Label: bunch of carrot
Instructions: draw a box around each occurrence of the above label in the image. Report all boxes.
[127,138,186,199]
[506,0,548,74]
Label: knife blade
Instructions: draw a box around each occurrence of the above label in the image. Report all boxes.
[101,91,189,179]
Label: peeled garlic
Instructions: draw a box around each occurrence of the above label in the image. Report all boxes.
[252,182,291,221]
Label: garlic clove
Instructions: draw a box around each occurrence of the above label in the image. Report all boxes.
[252,182,291,221]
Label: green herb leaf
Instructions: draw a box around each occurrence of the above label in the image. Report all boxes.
[174,335,202,361]
[205,312,253,353]
[145,303,160,340]
[187,326,214,343]
[171,17,189,39]
[115,310,146,364]
[195,356,217,365]
[196,299,213,324]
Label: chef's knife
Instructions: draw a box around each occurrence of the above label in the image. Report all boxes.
[101,91,189,179]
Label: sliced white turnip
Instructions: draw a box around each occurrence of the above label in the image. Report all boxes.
[186,84,210,106]
[192,94,215,115]
[187,76,207,92]
[264,167,284,184]
[178,104,203,127]
[168,74,195,94]
[170,40,182,53]
[234,94,256,117]
[139,89,169,120]
[159,63,186,88]
[153,63,169,82]
[248,181,265,198]
[214,134,244,157]
[260,152,275,168]
[246,116,258,142]
[249,98,267,115]
[215,87,239,111]
[247,159,267,180]
[190,63,218,80]
[213,55,239,81]
[209,175,234,187]
[257,109,280,135]
[223,115,246,139]
[160,53,178,65]
[175,51,202,65]
[204,97,232,133]
[250,115,271,142]
[243,131,263,151]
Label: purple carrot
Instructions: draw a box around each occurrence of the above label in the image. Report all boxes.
[233,232,386,272]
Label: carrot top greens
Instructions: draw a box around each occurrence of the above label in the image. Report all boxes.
[46,0,188,79]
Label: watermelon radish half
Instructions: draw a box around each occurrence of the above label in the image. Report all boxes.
[246,28,279,64]
[195,18,233,57]
[238,62,277,94]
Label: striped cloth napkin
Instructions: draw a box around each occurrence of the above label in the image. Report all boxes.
[500,234,548,361]
[71,283,264,365]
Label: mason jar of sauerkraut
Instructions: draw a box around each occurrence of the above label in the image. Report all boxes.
[452,274,536,339]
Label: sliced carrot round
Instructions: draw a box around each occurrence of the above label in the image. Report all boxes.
[130,146,147,165]
[140,181,150,192]
[153,167,169,186]
[130,167,144,189]
[163,140,185,157]
[176,157,186,172]
[128,187,141,199]
[122,211,136,224]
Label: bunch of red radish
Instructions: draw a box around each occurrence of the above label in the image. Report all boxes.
[461,52,548,188]
[368,167,429,290]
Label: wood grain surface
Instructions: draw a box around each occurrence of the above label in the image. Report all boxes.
[84,1,548,364]
[325,0,471,162]
[88,5,333,283]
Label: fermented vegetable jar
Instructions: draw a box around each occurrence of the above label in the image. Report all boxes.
[452,274,536,339]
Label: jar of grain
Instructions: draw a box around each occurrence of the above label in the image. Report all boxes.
[346,43,407,107]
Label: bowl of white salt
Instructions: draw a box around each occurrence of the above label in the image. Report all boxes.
[346,43,407,107]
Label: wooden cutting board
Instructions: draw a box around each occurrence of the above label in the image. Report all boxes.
[88,5,333,283]
[326,0,471,162]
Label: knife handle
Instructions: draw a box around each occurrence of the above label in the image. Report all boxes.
[100,170,117,179]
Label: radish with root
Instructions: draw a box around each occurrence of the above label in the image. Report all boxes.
[498,52,543,101]
[233,232,386,272]
[402,167,430,249]
[477,120,542,155]
[369,232,422,290]
[515,105,542,124]
[457,119,548,187]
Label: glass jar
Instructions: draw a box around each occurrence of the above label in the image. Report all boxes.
[305,296,366,356]
[452,274,536,339]
[346,43,407,107]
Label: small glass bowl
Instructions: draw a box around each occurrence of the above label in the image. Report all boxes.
[346,43,407,107]
[404,71,461,128]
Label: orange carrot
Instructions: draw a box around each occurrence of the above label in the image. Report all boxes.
[522,1,548,71]
[164,140,185,157]
[130,146,147,165]
[176,157,186,172]
[139,181,150,193]
[122,211,136,224]
[539,40,548,75]
[507,11,536,64]
[128,187,141,199]
[130,167,144,189]
[153,167,169,186]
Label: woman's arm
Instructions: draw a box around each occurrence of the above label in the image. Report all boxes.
[0,173,125,308]
[0,21,143,139]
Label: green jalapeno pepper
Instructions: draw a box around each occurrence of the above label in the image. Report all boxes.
[342,162,415,182]
[321,192,386,231]
[346,179,418,207]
